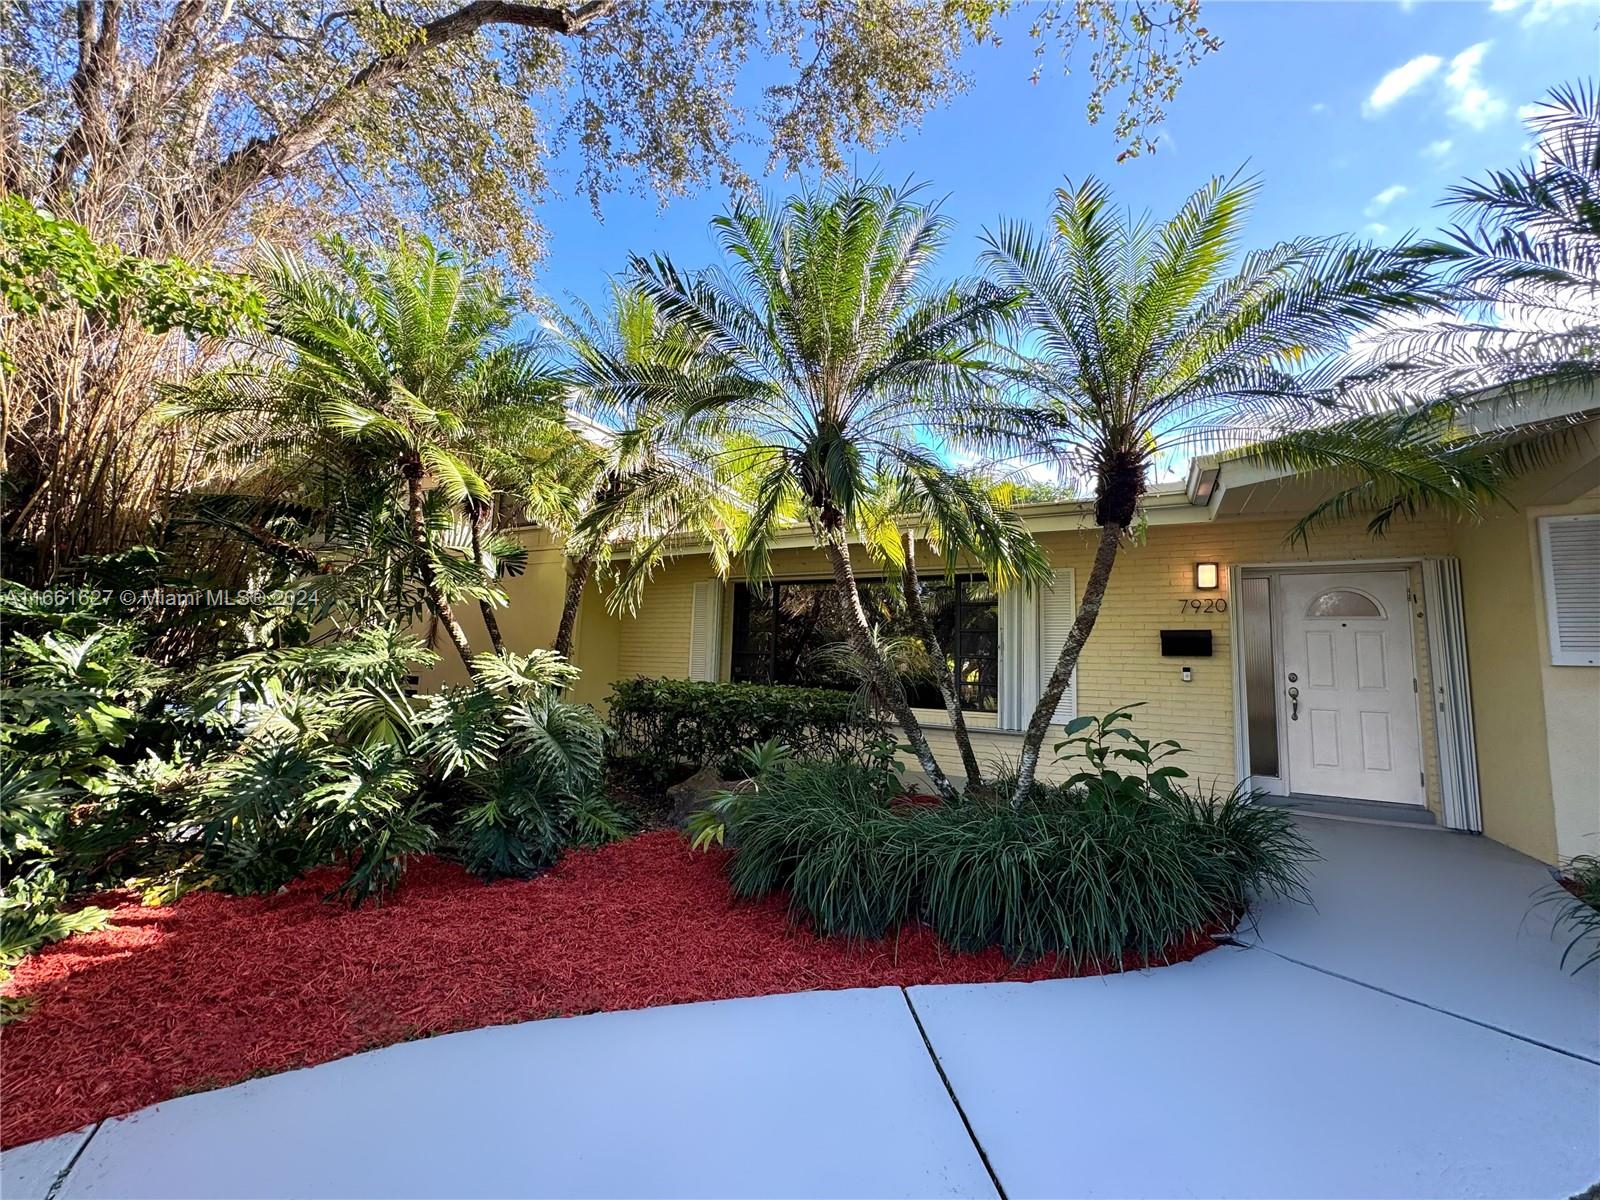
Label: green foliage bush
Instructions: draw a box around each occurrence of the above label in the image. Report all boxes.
[723,709,1315,962]
[606,677,885,789]
[0,194,261,339]
[0,583,625,968]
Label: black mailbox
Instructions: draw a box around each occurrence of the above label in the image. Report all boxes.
[1160,629,1213,657]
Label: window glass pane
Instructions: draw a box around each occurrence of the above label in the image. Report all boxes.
[729,584,773,683]
[723,574,997,711]
[901,581,954,710]
[955,578,999,712]
[1306,588,1383,619]
[774,582,848,688]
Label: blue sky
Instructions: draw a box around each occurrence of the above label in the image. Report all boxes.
[528,0,1594,313]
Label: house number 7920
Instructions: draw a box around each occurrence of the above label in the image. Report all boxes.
[1179,598,1228,613]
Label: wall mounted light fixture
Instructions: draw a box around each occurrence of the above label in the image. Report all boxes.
[1195,562,1220,591]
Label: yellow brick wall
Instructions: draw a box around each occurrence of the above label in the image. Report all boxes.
[604,517,1457,800]
[407,502,1577,864]
[411,530,635,709]
[1019,520,1451,801]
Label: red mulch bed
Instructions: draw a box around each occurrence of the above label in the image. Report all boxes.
[1,831,1217,1149]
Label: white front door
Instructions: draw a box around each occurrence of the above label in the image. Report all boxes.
[1278,570,1424,805]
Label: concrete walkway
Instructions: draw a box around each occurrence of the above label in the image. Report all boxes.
[7,816,1598,1199]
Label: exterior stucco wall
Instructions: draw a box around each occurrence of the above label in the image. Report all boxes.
[1525,492,1600,864]
[411,530,619,707]
[1455,513,1561,862]
[961,518,1452,800]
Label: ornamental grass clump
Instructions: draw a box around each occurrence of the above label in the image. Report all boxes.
[910,793,1213,961]
[726,759,917,940]
[721,708,1316,964]
[1540,854,1600,974]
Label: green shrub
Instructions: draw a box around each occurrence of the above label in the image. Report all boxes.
[0,868,109,966]
[1,583,626,936]
[439,685,627,881]
[606,677,884,789]
[721,710,1315,963]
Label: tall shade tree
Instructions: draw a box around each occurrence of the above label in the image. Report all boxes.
[631,179,1028,801]
[2,0,1215,579]
[171,235,558,673]
[542,282,743,659]
[984,175,1433,801]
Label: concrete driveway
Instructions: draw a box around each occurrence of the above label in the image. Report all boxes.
[7,816,1598,1200]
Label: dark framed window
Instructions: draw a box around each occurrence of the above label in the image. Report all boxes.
[729,575,998,712]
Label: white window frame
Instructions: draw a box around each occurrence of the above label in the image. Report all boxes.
[1538,514,1600,667]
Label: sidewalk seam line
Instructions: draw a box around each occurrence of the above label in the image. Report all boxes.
[1250,945,1600,1066]
[900,987,1009,1200]
[44,1121,102,1200]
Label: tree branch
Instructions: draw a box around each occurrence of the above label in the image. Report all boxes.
[172,0,618,241]
[51,0,125,189]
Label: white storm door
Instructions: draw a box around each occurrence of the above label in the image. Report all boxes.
[1278,570,1423,805]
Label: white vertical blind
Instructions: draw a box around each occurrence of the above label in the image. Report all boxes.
[1538,515,1600,667]
[996,585,1036,730]
[688,580,722,681]
[998,569,1077,730]
[1037,568,1079,725]
[1422,557,1483,833]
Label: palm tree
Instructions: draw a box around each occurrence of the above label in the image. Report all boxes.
[1240,81,1597,548]
[173,235,558,675]
[543,283,746,660]
[851,470,1049,787]
[631,179,1027,801]
[985,175,1433,801]
[1334,81,1599,405]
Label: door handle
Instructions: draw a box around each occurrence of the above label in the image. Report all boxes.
[1287,686,1299,721]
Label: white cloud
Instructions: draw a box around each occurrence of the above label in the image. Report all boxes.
[1310,102,1329,114]
[1421,138,1453,160]
[1365,185,1409,217]
[1364,54,1443,115]
[1444,42,1506,129]
[1490,0,1586,25]
[1524,0,1586,24]
[1517,102,1543,124]
[1364,222,1391,238]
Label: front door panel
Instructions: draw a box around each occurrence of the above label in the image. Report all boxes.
[1279,571,1423,805]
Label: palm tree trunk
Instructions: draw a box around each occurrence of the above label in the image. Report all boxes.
[1011,520,1122,803]
[402,460,476,676]
[552,547,596,660]
[822,531,958,802]
[468,501,505,656]
[900,531,983,789]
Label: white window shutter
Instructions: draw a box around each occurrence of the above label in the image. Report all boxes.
[1038,568,1078,724]
[688,581,723,681]
[1539,515,1600,666]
